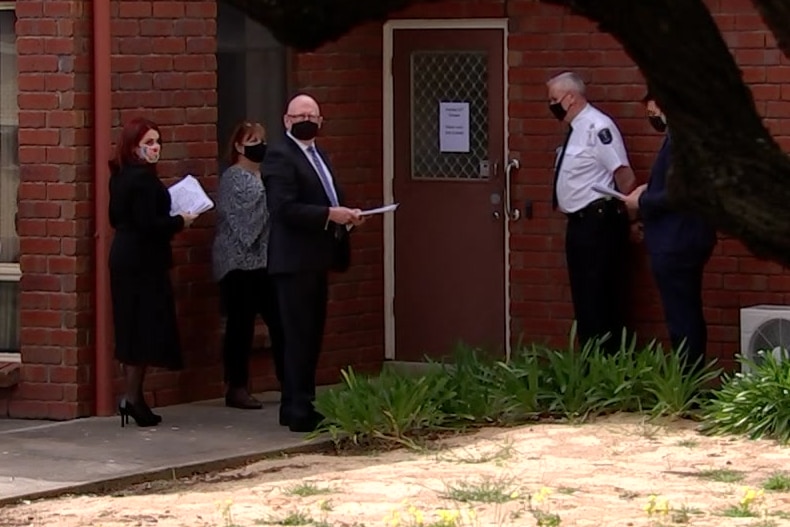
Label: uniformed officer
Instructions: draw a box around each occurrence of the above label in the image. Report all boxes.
[546,71,636,353]
[622,91,716,372]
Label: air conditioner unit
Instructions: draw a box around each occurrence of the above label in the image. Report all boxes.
[740,305,790,372]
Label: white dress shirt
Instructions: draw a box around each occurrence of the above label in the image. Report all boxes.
[555,103,630,214]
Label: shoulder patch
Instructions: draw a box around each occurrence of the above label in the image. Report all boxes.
[597,128,613,145]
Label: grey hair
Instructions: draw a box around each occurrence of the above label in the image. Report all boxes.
[546,72,586,96]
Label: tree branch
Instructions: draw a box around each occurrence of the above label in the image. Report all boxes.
[751,0,790,60]
[544,0,790,266]
[222,0,439,51]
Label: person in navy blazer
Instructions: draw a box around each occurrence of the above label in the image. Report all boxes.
[263,93,365,433]
[623,92,717,372]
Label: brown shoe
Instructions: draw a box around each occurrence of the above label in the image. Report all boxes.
[225,389,263,410]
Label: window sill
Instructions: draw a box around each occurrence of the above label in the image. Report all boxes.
[0,263,20,282]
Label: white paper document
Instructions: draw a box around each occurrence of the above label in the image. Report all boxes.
[168,175,214,216]
[439,102,470,153]
[360,203,399,217]
[591,184,627,200]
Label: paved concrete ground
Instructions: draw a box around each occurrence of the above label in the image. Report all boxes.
[0,392,328,505]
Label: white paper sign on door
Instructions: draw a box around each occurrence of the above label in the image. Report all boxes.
[439,102,470,153]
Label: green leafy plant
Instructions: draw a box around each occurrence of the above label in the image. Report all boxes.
[310,366,456,447]
[700,350,790,444]
[537,332,611,419]
[644,342,721,418]
[434,344,523,424]
[310,326,728,451]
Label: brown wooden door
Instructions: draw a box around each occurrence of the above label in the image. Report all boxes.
[393,28,506,361]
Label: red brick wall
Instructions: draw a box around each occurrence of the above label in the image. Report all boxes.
[9,0,787,419]
[300,0,790,372]
[12,0,94,419]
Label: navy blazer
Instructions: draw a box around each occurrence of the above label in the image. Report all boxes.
[263,135,351,274]
[639,134,716,255]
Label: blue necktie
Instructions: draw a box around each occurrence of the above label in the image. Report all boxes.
[307,145,339,206]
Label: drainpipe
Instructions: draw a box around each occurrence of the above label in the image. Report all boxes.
[93,0,113,416]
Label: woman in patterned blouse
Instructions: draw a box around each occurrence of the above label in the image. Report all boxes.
[212,122,284,410]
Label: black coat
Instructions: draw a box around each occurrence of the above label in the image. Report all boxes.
[263,136,350,274]
[107,162,185,369]
[108,163,184,271]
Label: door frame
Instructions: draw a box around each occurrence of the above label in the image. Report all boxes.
[382,18,511,361]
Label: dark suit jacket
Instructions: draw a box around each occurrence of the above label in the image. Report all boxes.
[108,162,184,271]
[639,134,716,255]
[263,135,351,274]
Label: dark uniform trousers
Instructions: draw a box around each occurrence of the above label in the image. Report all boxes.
[565,198,629,354]
[650,248,713,371]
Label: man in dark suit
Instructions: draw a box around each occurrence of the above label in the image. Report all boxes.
[623,91,717,372]
[263,93,364,433]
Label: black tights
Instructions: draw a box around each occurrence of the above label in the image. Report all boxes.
[122,364,148,405]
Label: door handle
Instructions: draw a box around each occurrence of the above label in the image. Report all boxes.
[505,159,521,221]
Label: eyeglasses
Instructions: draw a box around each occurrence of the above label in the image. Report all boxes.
[287,113,322,123]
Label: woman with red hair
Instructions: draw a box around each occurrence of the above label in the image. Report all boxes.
[108,117,197,427]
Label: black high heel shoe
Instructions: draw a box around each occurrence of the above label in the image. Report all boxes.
[118,398,160,428]
[137,398,163,425]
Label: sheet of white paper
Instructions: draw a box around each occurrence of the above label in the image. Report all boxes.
[591,184,627,200]
[439,102,470,153]
[359,203,399,217]
[168,174,214,216]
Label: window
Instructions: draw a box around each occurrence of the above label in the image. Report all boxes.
[216,0,289,172]
[0,4,19,359]
[216,2,288,352]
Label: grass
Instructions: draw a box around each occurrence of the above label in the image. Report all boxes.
[556,486,578,495]
[437,441,514,465]
[720,505,757,518]
[676,438,699,448]
[255,511,314,525]
[762,472,790,491]
[441,476,520,504]
[284,481,334,497]
[695,469,745,483]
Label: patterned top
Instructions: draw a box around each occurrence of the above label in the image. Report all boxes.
[212,165,270,281]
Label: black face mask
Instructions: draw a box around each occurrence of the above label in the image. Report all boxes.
[648,115,667,133]
[549,102,567,121]
[243,142,267,163]
[290,120,319,141]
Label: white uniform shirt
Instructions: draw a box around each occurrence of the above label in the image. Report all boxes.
[555,103,630,214]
